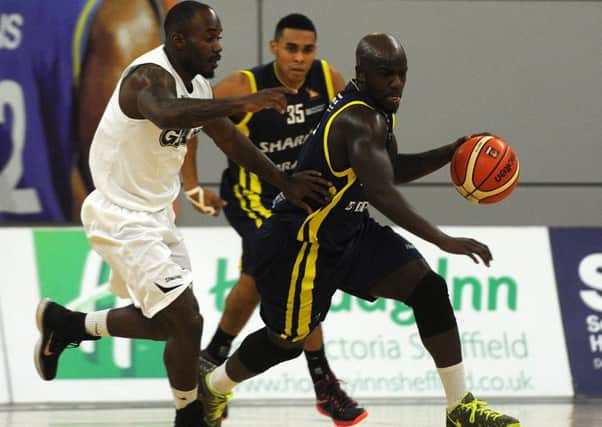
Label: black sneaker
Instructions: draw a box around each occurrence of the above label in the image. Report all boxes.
[34,298,98,381]
[315,374,368,426]
[174,400,209,427]
[199,350,229,420]
[446,392,520,427]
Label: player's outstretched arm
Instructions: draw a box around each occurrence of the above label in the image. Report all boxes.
[120,66,295,129]
[202,117,331,212]
[341,107,492,266]
[390,135,461,184]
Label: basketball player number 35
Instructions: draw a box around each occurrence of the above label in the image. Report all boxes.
[286,103,305,124]
[0,80,42,214]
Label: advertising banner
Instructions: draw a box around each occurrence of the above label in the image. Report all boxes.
[549,227,602,396]
[0,317,9,404]
[0,227,573,402]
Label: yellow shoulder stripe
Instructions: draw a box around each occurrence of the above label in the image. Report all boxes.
[320,59,335,101]
[236,70,257,136]
[323,100,373,178]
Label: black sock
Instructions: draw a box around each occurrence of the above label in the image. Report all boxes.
[205,328,236,364]
[304,346,332,383]
[64,311,99,342]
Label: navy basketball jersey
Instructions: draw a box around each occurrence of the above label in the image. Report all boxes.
[273,80,396,249]
[221,59,336,228]
[0,0,101,222]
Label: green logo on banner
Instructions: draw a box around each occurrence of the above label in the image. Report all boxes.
[33,230,166,379]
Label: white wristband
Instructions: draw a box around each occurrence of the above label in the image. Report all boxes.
[184,186,216,215]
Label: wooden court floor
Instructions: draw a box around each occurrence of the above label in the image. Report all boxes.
[1,399,601,426]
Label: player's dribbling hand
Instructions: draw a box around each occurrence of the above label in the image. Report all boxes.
[243,87,298,114]
[452,131,496,151]
[437,235,493,267]
[283,170,333,214]
[184,186,227,217]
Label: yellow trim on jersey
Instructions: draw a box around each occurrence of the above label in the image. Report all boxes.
[294,101,373,243]
[323,101,373,178]
[247,171,272,222]
[236,70,257,136]
[284,242,309,337]
[231,70,272,224]
[282,241,319,342]
[72,0,99,86]
[233,182,262,229]
[233,167,272,228]
[295,242,319,339]
[320,60,335,101]
[392,113,397,128]
[296,173,356,243]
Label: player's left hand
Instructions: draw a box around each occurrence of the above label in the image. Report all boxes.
[184,186,227,216]
[437,235,493,267]
[283,170,333,214]
[452,131,496,151]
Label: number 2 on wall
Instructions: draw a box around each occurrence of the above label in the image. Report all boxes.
[0,80,41,213]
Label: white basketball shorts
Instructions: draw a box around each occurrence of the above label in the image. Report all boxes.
[81,190,192,318]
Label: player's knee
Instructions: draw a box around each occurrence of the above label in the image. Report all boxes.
[237,327,303,374]
[406,271,457,338]
[227,275,260,307]
[159,291,203,338]
[181,311,203,337]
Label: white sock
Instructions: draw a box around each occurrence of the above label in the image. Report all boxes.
[84,310,110,337]
[437,361,467,409]
[209,363,238,394]
[172,387,197,410]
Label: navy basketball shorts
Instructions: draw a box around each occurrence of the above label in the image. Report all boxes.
[248,216,425,342]
[220,173,272,271]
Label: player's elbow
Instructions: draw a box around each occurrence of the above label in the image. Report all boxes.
[364,185,394,210]
[146,110,180,130]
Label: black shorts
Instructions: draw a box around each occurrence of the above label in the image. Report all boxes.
[220,170,274,270]
[246,215,425,342]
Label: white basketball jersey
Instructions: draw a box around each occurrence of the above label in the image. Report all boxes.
[89,45,213,212]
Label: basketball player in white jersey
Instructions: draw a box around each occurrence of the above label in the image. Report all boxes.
[33,3,331,427]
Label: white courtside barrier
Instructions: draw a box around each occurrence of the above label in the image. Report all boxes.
[0,227,573,402]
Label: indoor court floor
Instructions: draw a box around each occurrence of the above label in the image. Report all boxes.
[1,399,601,427]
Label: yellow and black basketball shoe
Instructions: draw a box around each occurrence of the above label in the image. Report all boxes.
[446,392,520,427]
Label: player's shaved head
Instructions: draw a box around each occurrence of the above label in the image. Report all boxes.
[355,33,406,70]
[354,33,408,113]
[164,1,214,37]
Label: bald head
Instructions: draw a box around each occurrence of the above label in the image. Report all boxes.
[354,33,407,113]
[355,33,406,70]
[164,1,214,37]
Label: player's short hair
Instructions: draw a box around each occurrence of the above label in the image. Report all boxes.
[164,1,212,36]
[274,13,317,40]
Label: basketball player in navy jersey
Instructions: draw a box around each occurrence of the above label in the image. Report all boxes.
[199,33,521,427]
[33,3,331,427]
[0,0,180,223]
[182,14,367,426]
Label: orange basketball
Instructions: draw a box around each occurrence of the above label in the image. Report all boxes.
[450,135,520,204]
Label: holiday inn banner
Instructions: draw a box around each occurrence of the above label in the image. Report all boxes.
[0,227,576,403]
